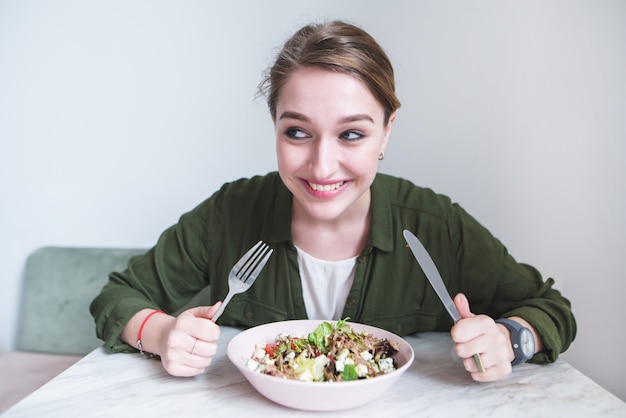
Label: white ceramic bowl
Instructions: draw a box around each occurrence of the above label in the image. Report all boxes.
[227,319,414,411]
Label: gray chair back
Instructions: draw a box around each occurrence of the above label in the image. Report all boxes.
[16,247,147,355]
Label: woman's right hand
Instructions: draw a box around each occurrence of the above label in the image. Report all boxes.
[157,303,222,377]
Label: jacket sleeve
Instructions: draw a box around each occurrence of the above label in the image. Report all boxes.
[449,203,576,363]
[89,200,216,353]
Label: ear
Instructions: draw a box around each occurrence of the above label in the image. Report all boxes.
[380,111,397,154]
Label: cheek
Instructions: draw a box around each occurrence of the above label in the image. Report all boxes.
[351,147,380,166]
[276,142,296,173]
[349,150,381,181]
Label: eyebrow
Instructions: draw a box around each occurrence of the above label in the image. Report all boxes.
[278,111,375,124]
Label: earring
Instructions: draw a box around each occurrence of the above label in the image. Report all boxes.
[378,152,385,161]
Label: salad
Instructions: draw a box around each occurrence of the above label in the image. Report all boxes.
[245,319,399,382]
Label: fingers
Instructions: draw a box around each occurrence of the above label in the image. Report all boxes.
[208,301,223,319]
[451,312,492,344]
[454,292,473,319]
[161,333,219,377]
[186,302,223,321]
[159,305,223,377]
[451,311,513,382]
[176,307,221,355]
[188,337,219,359]
[162,356,212,377]
[180,305,222,341]
[462,354,512,382]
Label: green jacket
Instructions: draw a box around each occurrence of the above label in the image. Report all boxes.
[90,172,576,363]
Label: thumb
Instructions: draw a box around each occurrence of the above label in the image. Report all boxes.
[186,302,222,320]
[454,293,474,319]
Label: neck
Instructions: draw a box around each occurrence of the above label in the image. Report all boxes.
[291,192,371,261]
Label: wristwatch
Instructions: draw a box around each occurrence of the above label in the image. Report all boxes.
[495,318,535,366]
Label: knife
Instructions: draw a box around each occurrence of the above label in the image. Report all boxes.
[403,229,485,373]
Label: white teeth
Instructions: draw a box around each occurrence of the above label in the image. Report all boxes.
[308,181,344,192]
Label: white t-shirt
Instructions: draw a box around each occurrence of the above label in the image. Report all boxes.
[296,246,357,320]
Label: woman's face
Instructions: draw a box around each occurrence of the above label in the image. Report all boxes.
[274,66,395,223]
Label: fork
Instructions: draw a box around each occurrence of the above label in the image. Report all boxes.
[211,240,273,322]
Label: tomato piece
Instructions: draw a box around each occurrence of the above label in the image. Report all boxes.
[290,337,301,350]
[265,344,276,357]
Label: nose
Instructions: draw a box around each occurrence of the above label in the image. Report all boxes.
[309,137,338,179]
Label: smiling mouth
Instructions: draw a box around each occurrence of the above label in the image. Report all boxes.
[307,181,345,192]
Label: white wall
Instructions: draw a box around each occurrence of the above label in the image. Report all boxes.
[1,0,624,401]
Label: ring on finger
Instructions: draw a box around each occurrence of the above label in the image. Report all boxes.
[191,338,199,355]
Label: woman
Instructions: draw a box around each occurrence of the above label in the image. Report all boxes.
[90,20,576,382]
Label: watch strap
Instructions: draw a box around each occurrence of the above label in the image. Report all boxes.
[496,318,533,366]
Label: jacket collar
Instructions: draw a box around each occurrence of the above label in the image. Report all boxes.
[268,174,293,244]
[369,174,394,252]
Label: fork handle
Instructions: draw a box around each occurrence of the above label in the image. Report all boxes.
[211,291,235,322]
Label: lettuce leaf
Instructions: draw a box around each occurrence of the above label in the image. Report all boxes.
[307,321,333,352]
[342,364,358,381]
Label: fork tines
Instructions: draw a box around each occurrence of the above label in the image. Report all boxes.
[236,241,273,283]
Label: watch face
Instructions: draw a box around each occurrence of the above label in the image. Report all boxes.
[520,329,535,357]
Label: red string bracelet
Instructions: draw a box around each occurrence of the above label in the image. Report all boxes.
[136,309,165,359]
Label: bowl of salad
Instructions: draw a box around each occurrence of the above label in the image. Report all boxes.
[227,319,414,411]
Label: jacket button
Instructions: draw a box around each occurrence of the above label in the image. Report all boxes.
[245,310,253,319]
[347,298,356,307]
[396,324,403,333]
[357,255,366,263]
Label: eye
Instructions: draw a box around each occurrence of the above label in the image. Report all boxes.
[285,127,310,140]
[340,130,365,141]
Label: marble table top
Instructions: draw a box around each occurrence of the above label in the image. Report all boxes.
[4,327,625,417]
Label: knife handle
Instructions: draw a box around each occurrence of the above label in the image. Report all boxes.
[473,353,485,373]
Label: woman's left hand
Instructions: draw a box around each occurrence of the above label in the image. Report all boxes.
[451,293,514,382]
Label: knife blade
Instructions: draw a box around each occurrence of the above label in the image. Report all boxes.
[403,229,485,373]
